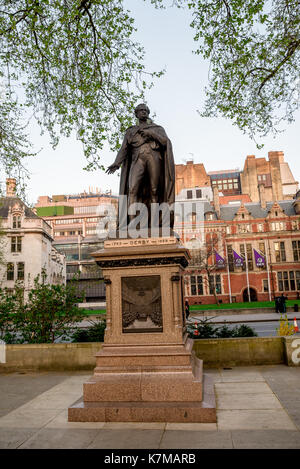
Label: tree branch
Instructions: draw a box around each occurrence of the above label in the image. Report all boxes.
[258,39,300,95]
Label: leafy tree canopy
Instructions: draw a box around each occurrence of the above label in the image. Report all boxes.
[0,0,162,191]
[151,0,300,145]
[0,0,299,191]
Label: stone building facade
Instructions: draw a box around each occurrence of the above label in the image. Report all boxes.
[0,179,66,296]
[34,189,118,303]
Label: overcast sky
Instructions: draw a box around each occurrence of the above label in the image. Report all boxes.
[12,1,300,205]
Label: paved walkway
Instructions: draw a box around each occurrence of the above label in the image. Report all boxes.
[0,365,300,449]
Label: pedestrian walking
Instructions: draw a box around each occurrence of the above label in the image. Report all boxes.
[185,299,190,320]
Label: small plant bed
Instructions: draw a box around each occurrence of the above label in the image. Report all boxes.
[187,317,258,339]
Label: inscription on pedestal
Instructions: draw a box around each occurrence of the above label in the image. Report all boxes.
[122,275,163,333]
[105,237,177,249]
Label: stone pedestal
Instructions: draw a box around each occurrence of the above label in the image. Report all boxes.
[68,237,216,422]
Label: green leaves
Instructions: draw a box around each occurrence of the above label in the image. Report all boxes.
[0,273,86,343]
[149,0,300,144]
[186,0,300,143]
[0,0,162,185]
[0,0,299,182]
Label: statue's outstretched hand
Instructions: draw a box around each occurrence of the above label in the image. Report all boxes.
[106,164,119,174]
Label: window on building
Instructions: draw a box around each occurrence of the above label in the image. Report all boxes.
[208,274,222,295]
[17,262,24,280]
[11,236,22,252]
[86,228,96,235]
[297,271,300,290]
[277,271,299,291]
[240,244,253,270]
[246,244,253,270]
[289,271,296,290]
[74,206,98,214]
[7,263,14,280]
[258,223,263,232]
[215,275,222,294]
[256,243,266,270]
[292,240,300,261]
[190,275,203,295]
[263,279,269,292]
[274,241,286,262]
[13,215,21,228]
[187,190,193,199]
[258,242,266,255]
[272,222,285,231]
[196,189,202,198]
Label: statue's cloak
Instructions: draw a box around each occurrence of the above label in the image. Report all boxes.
[114,123,175,228]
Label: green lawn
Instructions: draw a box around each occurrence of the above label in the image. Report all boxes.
[80,309,106,315]
[80,300,300,314]
[190,300,300,310]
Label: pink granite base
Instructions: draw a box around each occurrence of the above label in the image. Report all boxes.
[68,337,216,423]
[68,374,216,423]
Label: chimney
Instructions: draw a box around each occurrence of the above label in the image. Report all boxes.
[213,186,220,218]
[258,183,266,209]
[6,178,16,197]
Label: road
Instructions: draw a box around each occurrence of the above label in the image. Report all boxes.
[188,312,300,337]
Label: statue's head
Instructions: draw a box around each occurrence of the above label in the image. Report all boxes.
[134,103,150,118]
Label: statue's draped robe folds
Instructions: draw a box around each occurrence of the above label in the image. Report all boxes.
[114,123,175,230]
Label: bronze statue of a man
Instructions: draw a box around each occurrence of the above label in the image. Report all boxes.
[107,104,175,230]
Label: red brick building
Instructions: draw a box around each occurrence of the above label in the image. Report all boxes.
[180,191,300,305]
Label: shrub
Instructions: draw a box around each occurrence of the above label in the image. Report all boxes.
[0,288,16,342]
[187,318,218,339]
[215,324,234,338]
[72,320,106,342]
[232,324,257,337]
[276,314,295,336]
[187,318,257,339]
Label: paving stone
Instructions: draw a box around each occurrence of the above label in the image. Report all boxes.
[0,373,69,414]
[215,382,271,395]
[0,428,36,449]
[103,422,166,430]
[0,409,61,428]
[165,423,217,431]
[217,410,298,431]
[219,370,264,383]
[217,393,282,410]
[18,428,100,449]
[160,430,233,449]
[20,392,83,411]
[87,429,164,449]
[231,430,300,449]
[45,410,106,429]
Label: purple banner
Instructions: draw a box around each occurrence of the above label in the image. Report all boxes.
[233,250,244,267]
[254,248,265,267]
[215,250,225,268]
